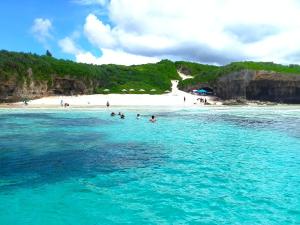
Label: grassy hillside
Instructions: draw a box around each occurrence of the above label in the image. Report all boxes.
[1,50,299,94]
[176,61,300,89]
[0,50,179,94]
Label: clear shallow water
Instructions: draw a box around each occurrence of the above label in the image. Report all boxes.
[0,106,299,225]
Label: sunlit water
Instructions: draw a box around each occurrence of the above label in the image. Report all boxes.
[0,106,299,224]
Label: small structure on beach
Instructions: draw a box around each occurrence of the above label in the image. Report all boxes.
[129,89,135,91]
[122,89,127,92]
[139,89,145,92]
[103,89,110,92]
[193,87,214,96]
[150,89,156,92]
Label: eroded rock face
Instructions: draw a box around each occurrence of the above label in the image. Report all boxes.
[214,70,300,103]
[52,77,87,95]
[180,70,300,103]
[246,73,300,103]
[0,68,95,102]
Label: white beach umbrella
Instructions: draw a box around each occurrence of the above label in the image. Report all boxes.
[103,89,110,92]
[150,89,156,92]
[139,89,145,92]
[122,89,127,92]
[129,89,135,91]
[165,90,170,93]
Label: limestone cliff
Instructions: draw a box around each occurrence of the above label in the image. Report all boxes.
[180,70,300,103]
[0,68,94,102]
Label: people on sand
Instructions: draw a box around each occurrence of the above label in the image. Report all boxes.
[136,114,141,119]
[149,115,156,123]
[60,99,63,107]
[64,103,69,107]
[184,96,186,102]
[111,112,116,116]
[106,101,110,107]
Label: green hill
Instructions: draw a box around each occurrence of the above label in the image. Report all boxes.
[0,50,299,103]
[177,61,300,90]
[0,50,179,94]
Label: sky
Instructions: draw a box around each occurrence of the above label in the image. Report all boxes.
[1,0,300,65]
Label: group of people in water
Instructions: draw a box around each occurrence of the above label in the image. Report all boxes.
[110,112,157,122]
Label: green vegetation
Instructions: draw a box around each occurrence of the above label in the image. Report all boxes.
[176,61,300,90]
[0,50,179,94]
[1,50,299,94]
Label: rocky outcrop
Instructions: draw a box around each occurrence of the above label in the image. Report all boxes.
[245,72,300,103]
[180,70,300,104]
[0,68,95,103]
[214,70,300,103]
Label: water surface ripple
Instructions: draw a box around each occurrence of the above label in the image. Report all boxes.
[0,106,299,224]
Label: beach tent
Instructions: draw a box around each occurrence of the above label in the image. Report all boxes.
[196,89,207,94]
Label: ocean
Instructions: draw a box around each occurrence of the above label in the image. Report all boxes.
[0,106,299,224]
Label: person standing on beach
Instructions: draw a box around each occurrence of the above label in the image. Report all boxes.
[106,101,110,107]
[184,96,186,102]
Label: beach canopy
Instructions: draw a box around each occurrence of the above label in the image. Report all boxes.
[122,89,127,92]
[103,89,110,92]
[150,89,156,91]
[196,89,207,93]
[129,89,135,91]
[139,89,145,91]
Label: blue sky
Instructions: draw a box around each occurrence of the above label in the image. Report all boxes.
[0,0,107,60]
[1,0,300,65]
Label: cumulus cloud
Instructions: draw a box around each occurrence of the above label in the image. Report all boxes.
[76,48,160,65]
[63,0,300,65]
[58,37,82,55]
[31,18,53,46]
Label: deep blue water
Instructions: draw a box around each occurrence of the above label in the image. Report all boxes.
[0,106,299,224]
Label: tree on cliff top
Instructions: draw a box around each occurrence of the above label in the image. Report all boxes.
[46,50,52,57]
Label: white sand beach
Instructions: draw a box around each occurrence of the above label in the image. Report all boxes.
[5,79,221,108]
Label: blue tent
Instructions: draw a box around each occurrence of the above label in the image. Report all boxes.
[196,89,207,93]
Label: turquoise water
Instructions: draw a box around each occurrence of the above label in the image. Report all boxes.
[0,106,299,224]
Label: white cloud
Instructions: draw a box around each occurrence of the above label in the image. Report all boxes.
[58,37,82,55]
[66,0,300,65]
[31,18,53,45]
[84,14,116,48]
[76,48,159,65]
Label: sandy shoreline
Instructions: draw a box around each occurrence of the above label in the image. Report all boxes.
[0,92,221,108]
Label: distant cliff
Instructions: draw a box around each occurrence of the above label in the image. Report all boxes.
[214,70,300,103]
[177,62,300,104]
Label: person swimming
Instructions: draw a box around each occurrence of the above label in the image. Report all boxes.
[136,114,141,119]
[120,113,125,119]
[149,115,156,123]
[111,112,116,116]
